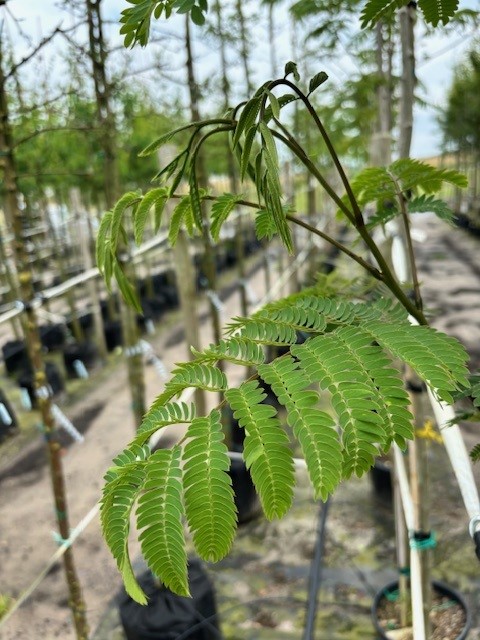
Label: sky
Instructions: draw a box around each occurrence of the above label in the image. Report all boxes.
[4,0,479,159]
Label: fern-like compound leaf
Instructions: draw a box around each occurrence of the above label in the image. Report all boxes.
[227,315,298,345]
[96,211,113,274]
[192,338,266,367]
[419,0,459,25]
[183,410,237,561]
[110,191,141,252]
[328,326,414,449]
[233,96,262,148]
[407,195,454,223]
[366,322,470,403]
[225,381,295,518]
[470,444,480,463]
[258,357,342,499]
[210,193,240,241]
[152,362,228,407]
[139,123,198,156]
[132,401,196,446]
[291,338,385,479]
[134,187,168,245]
[101,462,148,604]
[137,446,189,596]
[168,195,193,245]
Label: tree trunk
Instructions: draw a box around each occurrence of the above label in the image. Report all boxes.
[0,42,89,640]
[213,0,248,317]
[185,17,223,371]
[399,4,416,159]
[86,0,146,427]
[236,0,254,95]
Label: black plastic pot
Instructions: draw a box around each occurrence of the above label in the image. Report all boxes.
[104,320,123,351]
[63,341,99,378]
[229,443,262,525]
[370,458,392,502]
[18,362,64,409]
[39,323,66,351]
[141,295,166,320]
[67,312,94,338]
[0,389,17,442]
[118,558,222,640]
[2,340,28,375]
[372,579,472,640]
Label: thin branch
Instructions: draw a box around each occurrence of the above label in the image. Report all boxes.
[6,24,80,79]
[14,126,98,147]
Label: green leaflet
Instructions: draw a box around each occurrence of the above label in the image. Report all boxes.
[408,195,454,224]
[366,322,470,403]
[226,380,295,518]
[168,195,192,245]
[233,96,262,148]
[137,447,189,596]
[134,187,168,245]
[210,194,240,241]
[240,125,258,181]
[110,191,141,252]
[113,262,142,312]
[258,357,342,500]
[255,208,276,240]
[132,402,196,447]
[192,338,266,367]
[139,124,197,157]
[360,0,460,27]
[292,336,386,478]
[151,362,228,407]
[96,211,113,273]
[308,71,328,95]
[183,410,237,561]
[101,463,147,604]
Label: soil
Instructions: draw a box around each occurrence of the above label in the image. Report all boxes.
[376,587,467,639]
[0,216,480,640]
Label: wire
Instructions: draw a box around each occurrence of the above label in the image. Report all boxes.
[303,498,331,640]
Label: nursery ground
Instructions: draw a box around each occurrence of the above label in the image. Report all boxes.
[0,216,480,639]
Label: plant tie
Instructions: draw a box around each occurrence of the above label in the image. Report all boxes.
[409,530,436,551]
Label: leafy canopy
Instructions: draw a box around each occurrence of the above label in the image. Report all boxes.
[98,62,472,603]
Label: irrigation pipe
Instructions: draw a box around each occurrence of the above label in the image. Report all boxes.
[390,223,480,540]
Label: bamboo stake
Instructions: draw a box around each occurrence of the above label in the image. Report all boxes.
[0,41,89,640]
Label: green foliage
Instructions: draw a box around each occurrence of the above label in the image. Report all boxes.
[100,293,471,600]
[470,444,480,463]
[120,0,207,47]
[225,381,295,518]
[361,0,460,27]
[183,411,237,560]
[344,158,467,228]
[210,194,241,241]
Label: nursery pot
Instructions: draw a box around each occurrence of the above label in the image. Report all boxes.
[229,443,262,525]
[0,389,17,442]
[370,457,393,502]
[2,339,28,375]
[118,557,222,640]
[62,341,99,378]
[18,361,64,409]
[104,320,123,351]
[39,323,66,351]
[371,579,472,640]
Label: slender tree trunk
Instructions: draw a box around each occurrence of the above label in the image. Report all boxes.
[267,2,277,78]
[372,20,393,166]
[236,0,254,95]
[213,0,248,317]
[185,17,223,369]
[399,4,416,159]
[86,0,146,427]
[0,43,88,640]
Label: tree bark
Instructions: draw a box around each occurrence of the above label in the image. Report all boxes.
[86,0,146,427]
[0,41,89,640]
[399,4,416,159]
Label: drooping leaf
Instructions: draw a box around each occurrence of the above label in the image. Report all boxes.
[134,187,169,245]
[226,380,295,518]
[210,193,239,241]
[137,447,189,596]
[139,124,198,157]
[183,410,237,561]
[308,71,328,95]
[284,61,300,81]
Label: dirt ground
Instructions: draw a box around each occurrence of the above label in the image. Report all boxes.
[0,216,480,640]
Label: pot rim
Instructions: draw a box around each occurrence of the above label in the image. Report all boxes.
[371,578,472,640]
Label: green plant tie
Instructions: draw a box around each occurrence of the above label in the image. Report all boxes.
[384,588,399,602]
[56,508,67,520]
[410,530,436,550]
[398,566,410,576]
